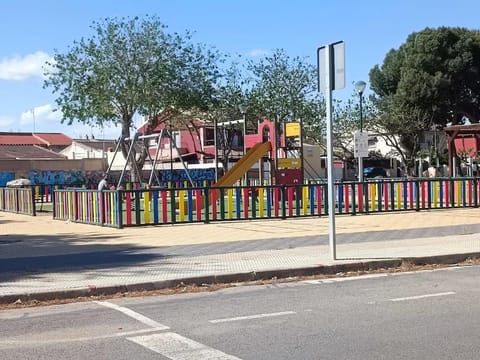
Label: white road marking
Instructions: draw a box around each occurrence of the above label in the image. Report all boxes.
[94,300,169,330]
[303,273,388,284]
[302,266,472,286]
[389,291,456,302]
[0,327,167,348]
[209,311,296,324]
[127,332,242,359]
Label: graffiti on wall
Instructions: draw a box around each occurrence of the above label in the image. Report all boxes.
[161,168,215,182]
[29,170,85,185]
[0,172,15,186]
[5,169,215,187]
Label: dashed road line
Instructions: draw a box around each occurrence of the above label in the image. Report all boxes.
[94,300,169,330]
[389,291,456,302]
[302,265,471,285]
[209,311,296,324]
[127,332,242,359]
[302,273,388,285]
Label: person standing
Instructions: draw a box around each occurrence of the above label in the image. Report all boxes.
[97,175,108,190]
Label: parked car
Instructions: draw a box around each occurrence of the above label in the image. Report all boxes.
[363,167,387,179]
[6,178,32,188]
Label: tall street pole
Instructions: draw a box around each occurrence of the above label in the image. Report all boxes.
[214,118,218,182]
[239,104,248,185]
[243,111,247,184]
[318,41,345,261]
[355,80,366,183]
[325,45,336,260]
[359,91,364,183]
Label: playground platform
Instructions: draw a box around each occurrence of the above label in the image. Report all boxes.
[1,208,480,304]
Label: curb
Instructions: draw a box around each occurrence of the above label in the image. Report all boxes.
[1,252,479,305]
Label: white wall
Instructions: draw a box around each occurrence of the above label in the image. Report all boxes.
[61,141,107,160]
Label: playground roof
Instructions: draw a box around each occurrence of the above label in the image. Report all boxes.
[444,124,480,135]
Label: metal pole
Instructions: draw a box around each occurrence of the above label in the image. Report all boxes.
[325,44,337,260]
[243,112,247,185]
[358,92,364,183]
[169,127,173,183]
[214,118,219,182]
[32,108,36,133]
[434,126,440,168]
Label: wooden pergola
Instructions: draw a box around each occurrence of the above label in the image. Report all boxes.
[444,124,480,176]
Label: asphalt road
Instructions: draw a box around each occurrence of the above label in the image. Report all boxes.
[1,265,479,359]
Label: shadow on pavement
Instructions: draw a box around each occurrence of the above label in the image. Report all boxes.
[0,219,20,225]
[0,233,167,282]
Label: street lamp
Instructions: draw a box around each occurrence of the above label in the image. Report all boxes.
[355,81,366,132]
[239,103,248,184]
[355,80,367,182]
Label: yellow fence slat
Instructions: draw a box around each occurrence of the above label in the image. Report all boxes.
[303,186,308,215]
[258,188,264,218]
[227,189,233,219]
[179,190,185,222]
[144,191,151,223]
[370,183,377,211]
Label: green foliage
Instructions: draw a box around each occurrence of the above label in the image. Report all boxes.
[370,26,480,126]
[369,26,480,173]
[246,49,325,142]
[327,90,377,161]
[44,16,220,139]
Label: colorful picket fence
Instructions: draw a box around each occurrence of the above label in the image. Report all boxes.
[0,187,36,216]
[53,189,121,227]
[51,178,480,228]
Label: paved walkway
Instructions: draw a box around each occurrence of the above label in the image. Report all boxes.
[1,209,480,303]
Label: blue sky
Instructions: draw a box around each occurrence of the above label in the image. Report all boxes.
[0,0,478,139]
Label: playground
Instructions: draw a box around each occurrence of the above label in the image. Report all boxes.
[2,119,480,228]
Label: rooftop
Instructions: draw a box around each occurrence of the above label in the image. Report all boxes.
[0,145,68,160]
[0,132,72,146]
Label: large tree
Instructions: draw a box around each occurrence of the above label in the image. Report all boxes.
[44,16,219,174]
[369,27,480,172]
[370,27,480,126]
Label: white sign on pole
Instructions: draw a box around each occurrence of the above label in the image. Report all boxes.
[354,131,369,158]
[317,41,345,93]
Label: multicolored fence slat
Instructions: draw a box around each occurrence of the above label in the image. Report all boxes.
[53,189,120,228]
[0,187,36,216]
[48,178,480,228]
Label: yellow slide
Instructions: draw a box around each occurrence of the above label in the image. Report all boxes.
[214,142,272,187]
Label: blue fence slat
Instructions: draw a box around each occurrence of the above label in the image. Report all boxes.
[235,187,241,219]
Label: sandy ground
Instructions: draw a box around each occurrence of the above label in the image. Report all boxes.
[2,208,480,250]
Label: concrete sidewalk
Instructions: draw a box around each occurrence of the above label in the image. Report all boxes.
[1,209,480,303]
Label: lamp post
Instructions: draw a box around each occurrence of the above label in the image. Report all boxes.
[213,117,218,182]
[239,103,248,184]
[355,80,366,183]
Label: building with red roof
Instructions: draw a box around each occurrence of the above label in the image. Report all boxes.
[0,132,72,148]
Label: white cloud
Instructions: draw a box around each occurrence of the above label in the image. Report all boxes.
[0,115,15,128]
[0,51,53,80]
[20,104,62,125]
[246,48,271,57]
[19,106,120,139]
